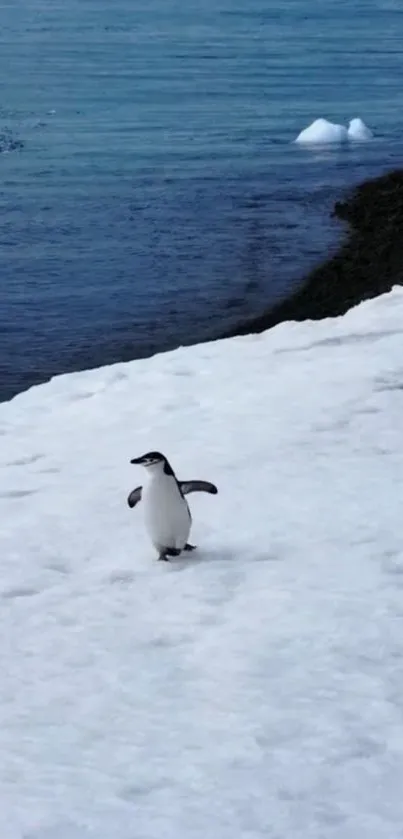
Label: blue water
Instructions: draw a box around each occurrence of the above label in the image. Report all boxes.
[2,0,403,401]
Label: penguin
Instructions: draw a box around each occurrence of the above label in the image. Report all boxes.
[128,451,218,561]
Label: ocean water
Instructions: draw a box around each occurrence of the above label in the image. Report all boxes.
[1,0,403,402]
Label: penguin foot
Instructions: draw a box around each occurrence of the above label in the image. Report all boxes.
[184,543,197,552]
[158,547,181,561]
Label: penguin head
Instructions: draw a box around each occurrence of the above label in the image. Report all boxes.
[130,451,169,474]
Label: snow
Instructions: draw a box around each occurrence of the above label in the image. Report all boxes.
[295,117,372,145]
[348,117,374,141]
[1,287,403,839]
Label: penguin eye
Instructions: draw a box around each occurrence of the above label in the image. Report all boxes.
[141,452,164,466]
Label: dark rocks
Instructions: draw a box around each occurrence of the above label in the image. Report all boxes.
[223,169,403,339]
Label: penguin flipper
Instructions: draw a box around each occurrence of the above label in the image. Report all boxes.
[127,486,143,508]
[180,480,218,496]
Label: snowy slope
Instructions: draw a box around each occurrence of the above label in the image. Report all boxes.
[1,289,403,839]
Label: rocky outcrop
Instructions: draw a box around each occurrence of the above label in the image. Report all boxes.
[223,170,403,338]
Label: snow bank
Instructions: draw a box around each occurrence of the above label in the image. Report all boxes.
[1,288,403,838]
[295,116,373,145]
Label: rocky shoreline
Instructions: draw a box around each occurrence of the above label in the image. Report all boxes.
[4,169,403,404]
[223,169,403,339]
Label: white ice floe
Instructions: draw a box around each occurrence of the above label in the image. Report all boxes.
[1,288,403,838]
[295,116,373,145]
[295,117,348,145]
[347,117,374,141]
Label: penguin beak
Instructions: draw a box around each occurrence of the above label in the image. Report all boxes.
[130,457,144,465]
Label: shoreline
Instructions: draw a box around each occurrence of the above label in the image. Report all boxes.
[223,169,403,340]
[3,168,403,404]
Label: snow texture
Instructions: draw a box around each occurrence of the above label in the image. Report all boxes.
[295,116,372,145]
[1,288,403,839]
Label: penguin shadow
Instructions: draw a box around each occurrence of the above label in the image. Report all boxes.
[166,546,279,570]
[165,546,235,571]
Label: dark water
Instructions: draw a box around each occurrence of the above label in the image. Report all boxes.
[1,0,403,401]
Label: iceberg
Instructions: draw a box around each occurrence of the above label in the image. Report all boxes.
[295,116,373,145]
[295,117,348,145]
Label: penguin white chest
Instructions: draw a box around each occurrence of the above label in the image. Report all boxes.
[142,474,191,551]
